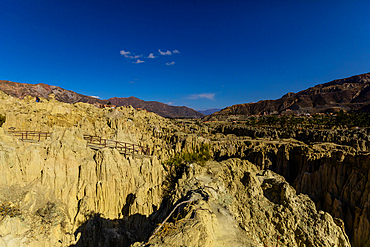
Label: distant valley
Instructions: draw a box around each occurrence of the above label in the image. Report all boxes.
[197,108,221,115]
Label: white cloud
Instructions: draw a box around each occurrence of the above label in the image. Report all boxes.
[133,59,144,64]
[125,54,142,59]
[120,50,130,55]
[120,50,142,59]
[167,102,174,105]
[188,93,215,100]
[147,53,156,58]
[90,95,101,99]
[166,61,175,66]
[173,49,180,53]
[159,49,172,55]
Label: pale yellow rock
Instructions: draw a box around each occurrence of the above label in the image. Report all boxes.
[0,126,166,246]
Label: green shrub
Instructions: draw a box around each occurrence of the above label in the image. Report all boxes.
[166,144,211,168]
[163,144,212,196]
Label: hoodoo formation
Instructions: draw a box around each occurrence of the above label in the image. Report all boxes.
[0,87,368,246]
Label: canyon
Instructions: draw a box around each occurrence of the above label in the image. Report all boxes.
[0,90,368,246]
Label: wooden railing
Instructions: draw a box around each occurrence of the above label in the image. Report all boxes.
[83,135,150,155]
[8,131,150,156]
[8,131,51,141]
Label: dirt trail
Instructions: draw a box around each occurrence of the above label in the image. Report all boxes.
[211,202,256,247]
[195,173,257,247]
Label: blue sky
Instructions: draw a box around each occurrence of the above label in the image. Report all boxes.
[1,0,370,110]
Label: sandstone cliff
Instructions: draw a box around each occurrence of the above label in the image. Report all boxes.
[0,127,165,246]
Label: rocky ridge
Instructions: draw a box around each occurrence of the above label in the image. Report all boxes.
[137,159,349,246]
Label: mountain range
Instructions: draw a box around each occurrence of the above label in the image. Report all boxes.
[107,96,204,118]
[0,80,204,119]
[206,72,370,120]
[2,72,370,119]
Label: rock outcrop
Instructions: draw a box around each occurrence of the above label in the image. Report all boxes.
[138,159,350,246]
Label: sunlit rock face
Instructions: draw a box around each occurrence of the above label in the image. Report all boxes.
[0,127,166,246]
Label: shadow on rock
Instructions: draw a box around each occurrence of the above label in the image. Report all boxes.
[69,197,172,247]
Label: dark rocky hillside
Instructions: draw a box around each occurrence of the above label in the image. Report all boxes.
[206,73,370,120]
[0,80,103,104]
[108,96,204,118]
